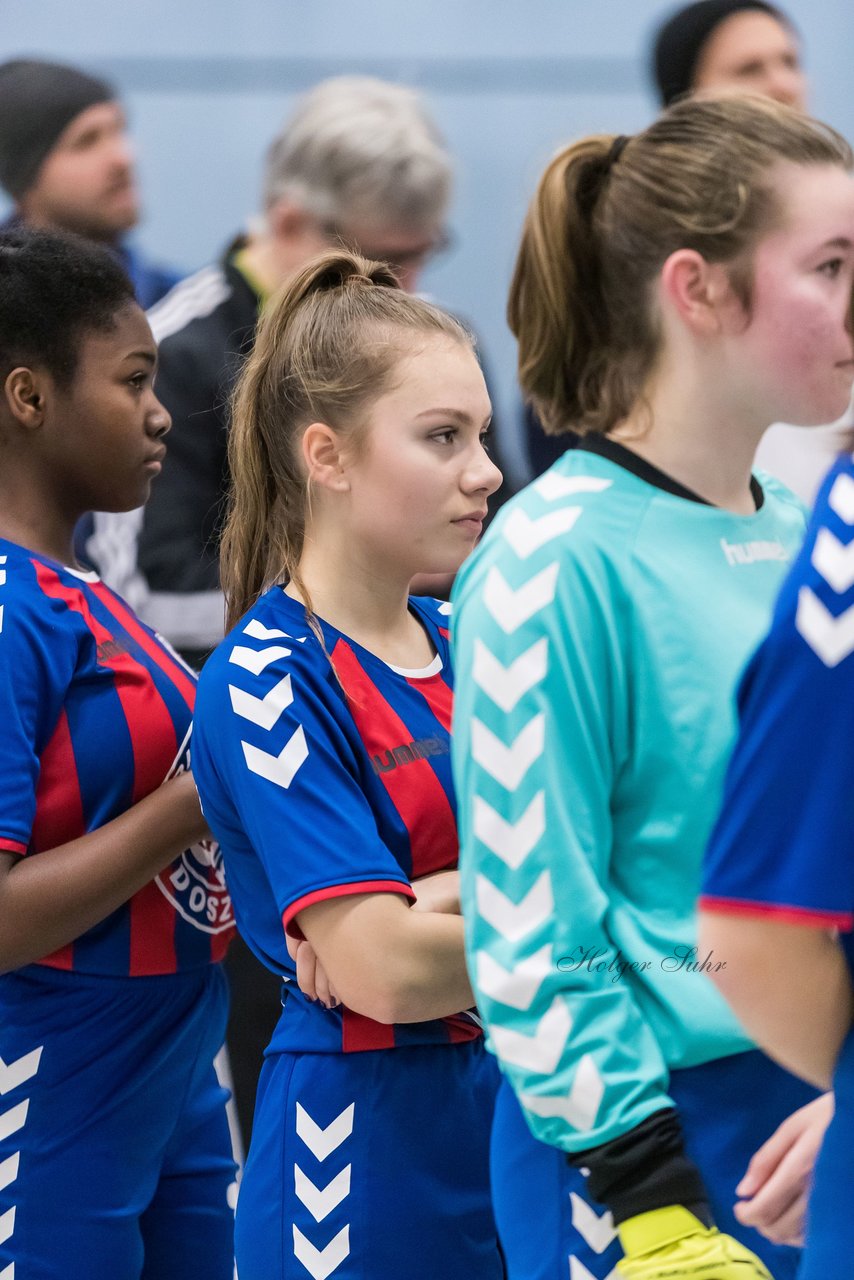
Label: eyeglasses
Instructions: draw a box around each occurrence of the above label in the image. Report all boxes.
[318,221,454,277]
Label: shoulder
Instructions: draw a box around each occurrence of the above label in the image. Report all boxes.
[147,257,254,355]
[0,545,81,667]
[752,468,810,533]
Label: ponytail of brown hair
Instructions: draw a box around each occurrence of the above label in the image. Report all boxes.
[221,249,468,631]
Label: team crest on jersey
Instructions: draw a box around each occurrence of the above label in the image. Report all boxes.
[155,729,234,935]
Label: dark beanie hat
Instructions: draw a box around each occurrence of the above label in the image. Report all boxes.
[652,0,795,107]
[0,58,116,199]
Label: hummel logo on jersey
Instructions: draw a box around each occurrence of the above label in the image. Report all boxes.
[96,638,128,663]
[371,736,449,775]
[720,537,789,567]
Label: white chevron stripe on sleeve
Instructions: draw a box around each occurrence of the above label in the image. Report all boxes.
[490,996,572,1073]
[294,1165,351,1223]
[570,1193,617,1253]
[829,471,854,525]
[0,1102,28,1144]
[522,1054,605,1133]
[503,507,582,559]
[569,1257,620,1280]
[295,1102,354,1162]
[0,1260,13,1279]
[535,473,613,502]
[0,1208,14,1248]
[0,1048,42,1095]
[0,1154,18,1195]
[229,675,294,731]
[476,944,552,1010]
[472,715,545,790]
[473,637,548,712]
[812,527,854,593]
[473,792,545,869]
[796,586,854,667]
[476,871,553,942]
[482,563,559,635]
[242,726,308,789]
[243,618,291,641]
[229,644,292,676]
[293,1224,350,1280]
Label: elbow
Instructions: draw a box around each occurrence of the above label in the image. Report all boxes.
[333,966,426,1025]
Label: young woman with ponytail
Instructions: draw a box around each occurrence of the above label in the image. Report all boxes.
[451,94,854,1280]
[191,251,504,1280]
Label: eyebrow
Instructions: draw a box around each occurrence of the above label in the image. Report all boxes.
[819,238,854,251]
[124,350,157,365]
[415,407,492,427]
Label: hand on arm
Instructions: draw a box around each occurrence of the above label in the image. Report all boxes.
[0,771,208,973]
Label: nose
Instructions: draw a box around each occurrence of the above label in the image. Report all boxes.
[146,391,171,438]
[464,444,503,499]
[766,64,807,109]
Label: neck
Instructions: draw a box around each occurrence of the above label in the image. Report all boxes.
[289,523,424,662]
[236,233,291,297]
[0,485,79,565]
[610,354,768,515]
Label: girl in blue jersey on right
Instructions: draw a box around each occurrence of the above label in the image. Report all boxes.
[451,94,854,1280]
[191,250,505,1279]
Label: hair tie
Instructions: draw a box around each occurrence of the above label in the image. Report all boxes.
[606,134,630,172]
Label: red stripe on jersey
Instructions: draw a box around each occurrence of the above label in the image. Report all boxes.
[89,583,196,709]
[129,880,177,974]
[33,563,179,802]
[699,894,854,931]
[0,838,27,855]
[342,1007,396,1052]
[283,880,416,939]
[445,1014,483,1043]
[331,639,458,878]
[30,708,85,853]
[439,626,450,641]
[410,673,453,735]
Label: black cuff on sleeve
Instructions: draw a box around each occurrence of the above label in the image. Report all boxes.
[567,1108,713,1227]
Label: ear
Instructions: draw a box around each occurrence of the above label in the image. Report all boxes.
[659,249,741,337]
[3,366,48,428]
[267,198,322,246]
[300,421,350,493]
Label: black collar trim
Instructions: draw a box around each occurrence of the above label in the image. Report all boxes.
[577,434,764,511]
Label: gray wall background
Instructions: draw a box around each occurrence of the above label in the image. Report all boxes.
[2,0,852,481]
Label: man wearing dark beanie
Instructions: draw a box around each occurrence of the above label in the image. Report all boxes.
[0,58,178,308]
[652,0,805,109]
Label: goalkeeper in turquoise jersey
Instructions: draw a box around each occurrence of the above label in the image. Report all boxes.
[452,94,854,1280]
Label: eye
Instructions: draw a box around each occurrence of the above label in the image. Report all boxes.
[430,428,457,446]
[818,258,844,279]
[479,428,492,453]
[128,371,149,392]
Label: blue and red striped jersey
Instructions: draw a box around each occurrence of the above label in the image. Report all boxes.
[0,539,234,975]
[702,453,854,976]
[192,588,481,1053]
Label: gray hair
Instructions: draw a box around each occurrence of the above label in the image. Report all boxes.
[262,76,452,233]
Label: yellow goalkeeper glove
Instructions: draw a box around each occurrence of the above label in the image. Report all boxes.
[617,1206,773,1278]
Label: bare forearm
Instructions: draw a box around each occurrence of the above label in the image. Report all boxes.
[700,913,854,1090]
[0,773,207,972]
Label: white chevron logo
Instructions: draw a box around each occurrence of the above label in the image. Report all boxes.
[473,791,545,869]
[229,643,291,676]
[813,527,854,593]
[242,725,308,788]
[229,674,294,730]
[295,1102,354,1162]
[438,601,452,616]
[535,473,612,503]
[294,1165,351,1223]
[0,1154,18,1194]
[483,563,559,635]
[829,471,854,525]
[570,1257,619,1280]
[796,587,854,667]
[293,1224,350,1280]
[0,1048,42,1095]
[0,1261,13,1279]
[244,618,290,641]
[476,944,552,1010]
[570,1193,617,1253]
[0,1208,14,1248]
[0,1102,28,1144]
[476,871,553,942]
[473,638,548,712]
[503,507,582,559]
[490,996,572,1073]
[522,1054,605,1133]
[472,715,545,790]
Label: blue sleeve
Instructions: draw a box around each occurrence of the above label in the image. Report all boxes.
[193,619,415,941]
[703,456,854,930]
[0,554,75,854]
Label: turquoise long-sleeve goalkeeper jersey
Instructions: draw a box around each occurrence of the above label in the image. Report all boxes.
[451,437,807,1153]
